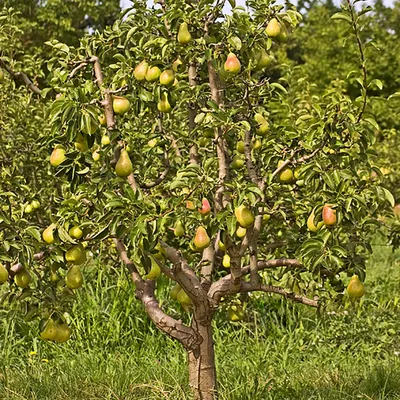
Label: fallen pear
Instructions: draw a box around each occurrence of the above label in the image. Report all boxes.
[134,60,149,81]
[69,225,83,240]
[174,220,185,237]
[307,208,324,233]
[347,275,365,298]
[157,92,172,113]
[159,69,175,87]
[115,149,133,177]
[322,204,336,227]
[198,198,211,216]
[235,205,255,228]
[266,18,281,38]
[65,244,86,265]
[177,22,192,44]
[193,226,211,251]
[224,53,241,75]
[14,269,32,288]
[50,145,66,167]
[113,96,130,115]
[65,265,84,289]
[145,257,161,280]
[40,318,58,341]
[222,254,231,268]
[43,224,57,244]
[0,264,9,284]
[146,66,161,82]
[54,322,72,343]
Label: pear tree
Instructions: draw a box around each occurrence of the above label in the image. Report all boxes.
[0,1,395,399]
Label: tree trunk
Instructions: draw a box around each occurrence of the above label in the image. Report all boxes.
[188,320,218,400]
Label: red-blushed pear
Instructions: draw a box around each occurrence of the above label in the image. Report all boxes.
[266,18,281,38]
[50,145,66,167]
[65,265,84,289]
[177,22,192,44]
[347,275,365,298]
[307,208,324,233]
[115,149,133,177]
[193,226,211,251]
[134,60,149,81]
[394,204,400,218]
[157,92,172,113]
[224,53,241,75]
[145,66,161,82]
[235,205,255,228]
[198,198,211,216]
[112,96,130,115]
[43,223,57,244]
[14,269,32,288]
[159,69,175,87]
[322,204,337,227]
[0,264,9,284]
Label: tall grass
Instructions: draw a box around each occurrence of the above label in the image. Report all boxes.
[1,243,400,399]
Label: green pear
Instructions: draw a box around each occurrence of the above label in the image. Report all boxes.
[113,96,130,115]
[146,66,161,82]
[159,69,175,87]
[40,318,58,341]
[65,244,86,265]
[177,289,192,306]
[177,22,192,44]
[0,264,9,284]
[25,204,33,214]
[235,205,255,228]
[347,275,365,298]
[236,226,247,238]
[54,322,72,343]
[254,48,271,70]
[224,53,241,74]
[254,113,269,136]
[134,60,149,81]
[174,220,185,237]
[279,169,294,183]
[0,68,4,82]
[115,149,133,177]
[65,265,84,289]
[266,18,281,38]
[157,92,172,113]
[231,155,244,169]
[170,284,181,300]
[74,133,89,152]
[101,135,110,146]
[43,223,56,244]
[145,257,161,280]
[50,145,66,167]
[31,200,40,209]
[69,225,83,240]
[14,269,32,288]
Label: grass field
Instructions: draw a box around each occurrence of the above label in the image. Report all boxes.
[1,242,400,400]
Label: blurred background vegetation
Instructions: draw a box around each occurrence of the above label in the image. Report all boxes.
[0,0,400,399]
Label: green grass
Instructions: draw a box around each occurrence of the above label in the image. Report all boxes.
[1,243,400,400]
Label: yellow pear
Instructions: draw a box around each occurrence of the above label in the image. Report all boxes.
[218,239,227,252]
[43,223,57,244]
[145,257,161,280]
[159,69,175,87]
[101,135,111,146]
[145,66,161,82]
[134,60,149,81]
[227,305,244,322]
[0,264,9,284]
[177,22,192,44]
[113,96,130,115]
[157,92,172,113]
[347,275,365,298]
[40,318,58,341]
[65,265,84,289]
[50,145,66,167]
[0,68,4,82]
[31,200,40,209]
[14,269,32,288]
[193,226,211,251]
[69,225,83,240]
[115,149,133,177]
[236,226,247,238]
[307,208,323,232]
[65,244,86,265]
[92,150,101,161]
[222,254,231,268]
[98,114,107,126]
[25,204,33,214]
[322,204,337,227]
[54,322,72,343]
[235,205,255,228]
[266,18,281,38]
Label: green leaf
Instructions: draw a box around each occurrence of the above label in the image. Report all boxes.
[382,187,395,207]
[331,12,352,23]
